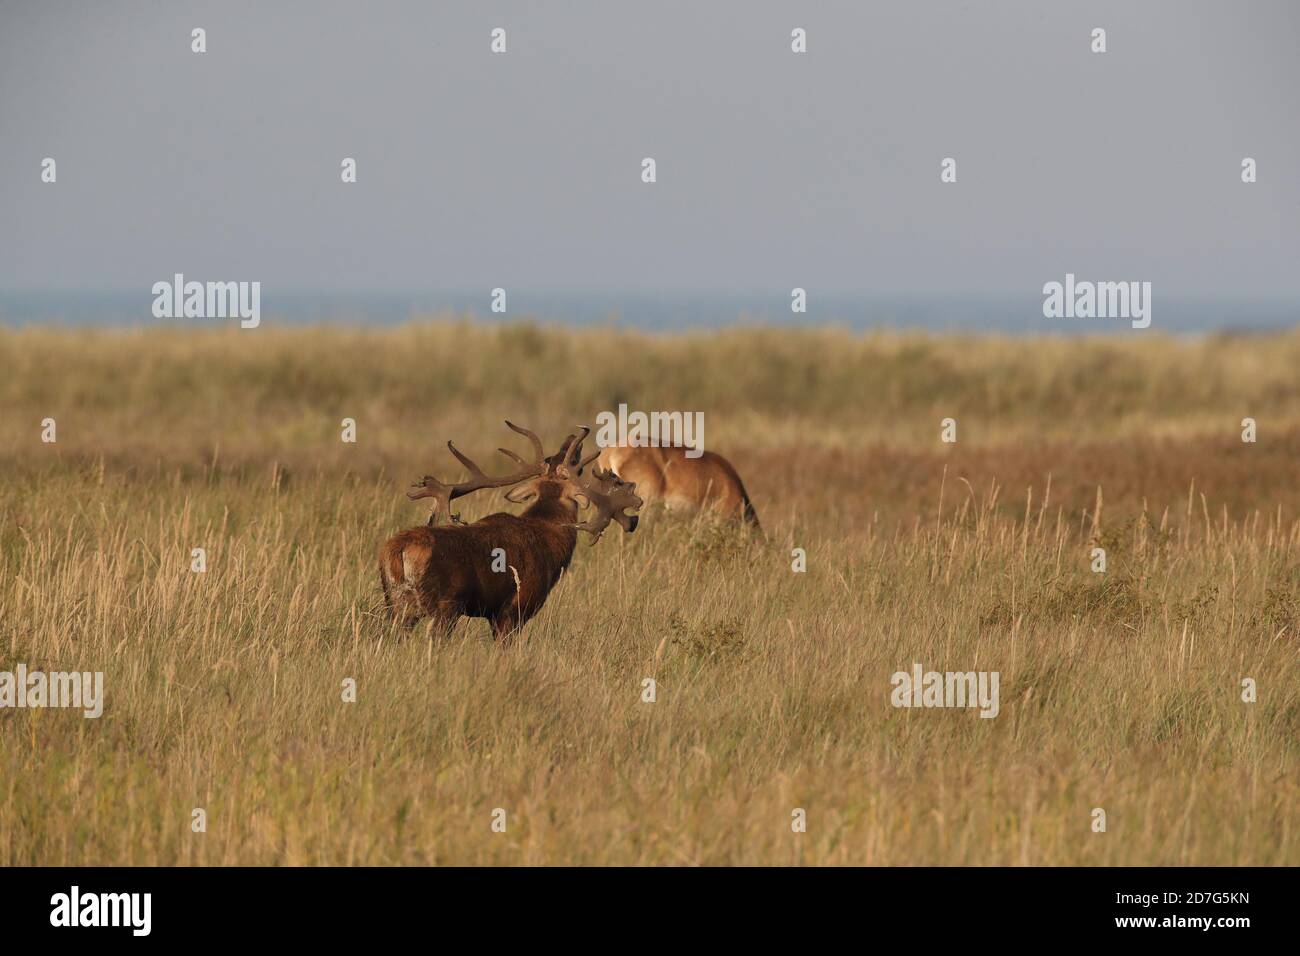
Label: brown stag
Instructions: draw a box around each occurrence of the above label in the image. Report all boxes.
[596,444,759,529]
[379,423,642,641]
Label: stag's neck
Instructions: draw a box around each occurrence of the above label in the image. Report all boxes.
[517,498,580,567]
[522,497,579,526]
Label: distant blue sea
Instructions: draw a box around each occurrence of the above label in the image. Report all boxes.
[0,292,1295,335]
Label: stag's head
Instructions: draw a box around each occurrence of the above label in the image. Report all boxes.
[408,422,642,542]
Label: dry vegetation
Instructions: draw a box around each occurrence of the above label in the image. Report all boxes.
[1,320,1298,865]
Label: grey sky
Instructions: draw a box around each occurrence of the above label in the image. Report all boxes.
[1,0,1297,303]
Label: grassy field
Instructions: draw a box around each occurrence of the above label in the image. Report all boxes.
[1,321,1298,865]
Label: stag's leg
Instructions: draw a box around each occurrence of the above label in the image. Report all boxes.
[379,567,414,633]
[489,605,535,645]
[425,601,463,641]
[379,571,423,629]
[391,599,423,629]
[490,611,520,644]
[380,541,439,629]
[385,574,428,628]
[379,566,396,617]
[377,567,405,621]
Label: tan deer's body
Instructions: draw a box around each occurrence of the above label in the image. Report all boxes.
[596,445,759,527]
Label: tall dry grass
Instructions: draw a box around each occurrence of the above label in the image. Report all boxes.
[0,321,1297,864]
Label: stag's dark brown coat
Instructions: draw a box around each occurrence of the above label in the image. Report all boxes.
[380,483,580,639]
[379,423,642,641]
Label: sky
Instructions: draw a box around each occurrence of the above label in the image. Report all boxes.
[1,0,1297,323]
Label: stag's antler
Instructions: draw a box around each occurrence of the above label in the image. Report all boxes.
[543,425,590,474]
[574,465,642,541]
[409,420,546,525]
[562,429,642,543]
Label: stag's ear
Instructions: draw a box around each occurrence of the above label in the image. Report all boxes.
[505,481,538,503]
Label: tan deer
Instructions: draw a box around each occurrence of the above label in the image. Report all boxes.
[379,423,641,641]
[596,444,759,529]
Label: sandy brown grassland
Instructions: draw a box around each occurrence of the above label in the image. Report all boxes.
[1,321,1298,865]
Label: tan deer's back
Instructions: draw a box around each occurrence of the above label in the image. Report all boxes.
[596,445,752,519]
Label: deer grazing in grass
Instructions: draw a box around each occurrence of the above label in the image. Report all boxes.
[596,444,760,529]
[379,422,642,641]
